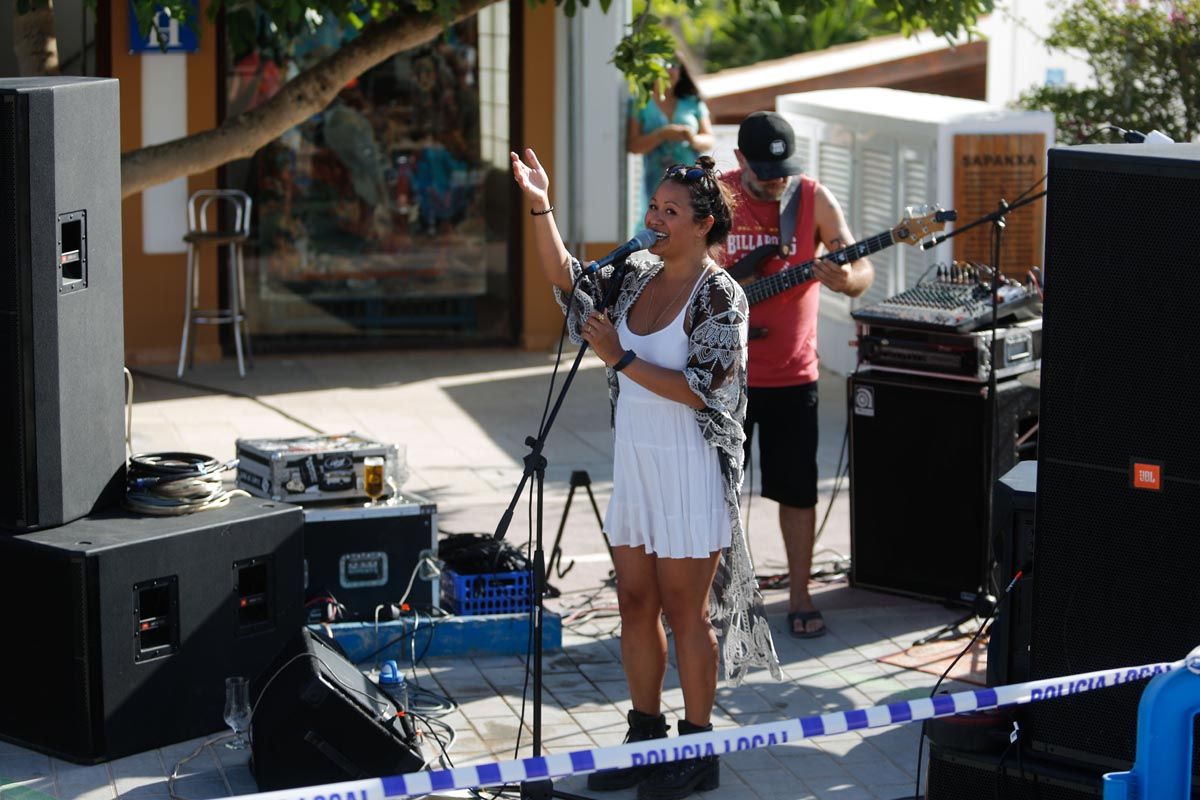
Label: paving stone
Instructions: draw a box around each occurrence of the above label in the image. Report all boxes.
[0,754,51,781]
[731,766,818,800]
[0,775,57,800]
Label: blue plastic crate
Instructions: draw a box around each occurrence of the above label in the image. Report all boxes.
[441,569,533,615]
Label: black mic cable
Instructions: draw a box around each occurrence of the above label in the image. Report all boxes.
[124,452,248,515]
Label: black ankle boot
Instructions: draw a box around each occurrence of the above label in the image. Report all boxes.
[636,719,719,800]
[586,709,669,791]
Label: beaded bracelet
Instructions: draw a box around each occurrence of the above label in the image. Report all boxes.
[530,205,554,216]
[612,349,637,372]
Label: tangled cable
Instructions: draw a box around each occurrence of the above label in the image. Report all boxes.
[437,532,531,575]
[124,452,248,515]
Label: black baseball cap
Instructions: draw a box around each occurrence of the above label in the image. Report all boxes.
[738,111,804,180]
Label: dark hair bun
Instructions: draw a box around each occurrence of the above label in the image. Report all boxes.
[696,155,717,172]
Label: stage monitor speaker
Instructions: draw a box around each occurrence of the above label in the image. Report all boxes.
[848,370,1039,604]
[0,77,125,531]
[1028,143,1200,772]
[0,498,303,763]
[250,628,424,791]
[987,459,1036,687]
[926,744,1102,800]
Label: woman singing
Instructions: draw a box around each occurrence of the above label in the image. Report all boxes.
[511,149,779,800]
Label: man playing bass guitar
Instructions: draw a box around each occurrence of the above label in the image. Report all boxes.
[720,111,874,638]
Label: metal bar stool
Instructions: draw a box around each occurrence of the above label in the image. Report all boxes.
[178,189,253,377]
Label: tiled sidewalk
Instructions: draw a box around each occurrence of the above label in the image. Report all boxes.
[0,351,968,800]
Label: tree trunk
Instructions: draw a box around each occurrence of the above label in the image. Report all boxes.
[120,0,489,197]
[13,3,61,76]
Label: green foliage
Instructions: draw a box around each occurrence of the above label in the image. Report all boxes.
[635,0,989,76]
[1017,0,1200,143]
[612,12,679,102]
[680,0,898,73]
[110,0,985,96]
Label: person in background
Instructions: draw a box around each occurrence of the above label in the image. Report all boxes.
[627,56,716,221]
[720,111,874,638]
[512,147,779,800]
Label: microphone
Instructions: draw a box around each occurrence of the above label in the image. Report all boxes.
[582,229,660,275]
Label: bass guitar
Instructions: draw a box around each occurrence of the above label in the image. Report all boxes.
[736,205,956,307]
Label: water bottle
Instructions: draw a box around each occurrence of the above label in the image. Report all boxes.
[378,660,408,714]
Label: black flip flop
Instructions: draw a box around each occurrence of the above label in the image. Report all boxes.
[787,609,828,639]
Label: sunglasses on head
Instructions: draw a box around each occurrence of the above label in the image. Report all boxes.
[664,164,710,183]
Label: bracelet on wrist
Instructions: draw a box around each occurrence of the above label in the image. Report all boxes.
[530,205,554,216]
[612,349,637,372]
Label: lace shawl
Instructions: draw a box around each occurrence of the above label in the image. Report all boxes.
[553,255,782,685]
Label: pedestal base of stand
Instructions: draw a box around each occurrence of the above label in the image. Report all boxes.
[521,778,592,800]
[521,779,553,800]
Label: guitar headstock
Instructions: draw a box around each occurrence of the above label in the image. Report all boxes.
[891,205,957,246]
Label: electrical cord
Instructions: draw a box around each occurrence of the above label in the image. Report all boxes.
[910,570,1023,799]
[305,592,346,623]
[357,607,451,664]
[538,268,588,437]
[1076,122,1172,145]
[167,731,236,800]
[124,452,249,515]
[123,367,134,460]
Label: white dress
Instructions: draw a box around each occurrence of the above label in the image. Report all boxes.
[554,255,782,684]
[603,271,732,558]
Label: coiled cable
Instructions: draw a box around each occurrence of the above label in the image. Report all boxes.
[124,452,248,515]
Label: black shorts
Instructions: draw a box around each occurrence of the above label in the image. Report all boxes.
[743,382,819,509]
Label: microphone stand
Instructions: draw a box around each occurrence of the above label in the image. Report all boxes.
[492,261,628,800]
[912,191,1045,646]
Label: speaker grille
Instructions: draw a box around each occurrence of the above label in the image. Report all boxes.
[1038,157,1200,477]
[850,372,1039,603]
[0,94,30,528]
[1031,146,1200,771]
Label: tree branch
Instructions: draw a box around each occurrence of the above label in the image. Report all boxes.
[120,0,489,197]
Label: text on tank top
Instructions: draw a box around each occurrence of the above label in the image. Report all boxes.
[720,170,821,387]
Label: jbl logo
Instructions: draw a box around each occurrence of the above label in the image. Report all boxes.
[1131,461,1162,491]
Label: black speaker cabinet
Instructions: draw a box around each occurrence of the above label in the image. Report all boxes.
[987,460,1036,687]
[0,498,303,763]
[0,78,126,531]
[848,370,1039,604]
[303,497,438,621]
[1028,143,1200,772]
[927,744,1102,800]
[250,628,424,790]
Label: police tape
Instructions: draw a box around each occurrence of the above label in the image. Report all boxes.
[230,658,1183,800]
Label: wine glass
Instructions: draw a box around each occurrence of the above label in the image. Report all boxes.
[363,456,386,507]
[223,676,252,750]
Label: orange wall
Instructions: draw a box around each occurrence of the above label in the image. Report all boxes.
[113,2,220,365]
[517,2,558,351]
[516,5,617,350]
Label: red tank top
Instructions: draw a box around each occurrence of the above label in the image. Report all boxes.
[721,170,820,387]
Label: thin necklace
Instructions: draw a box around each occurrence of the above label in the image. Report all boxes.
[645,262,707,332]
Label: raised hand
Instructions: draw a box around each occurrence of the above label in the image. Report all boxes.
[510,148,551,211]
